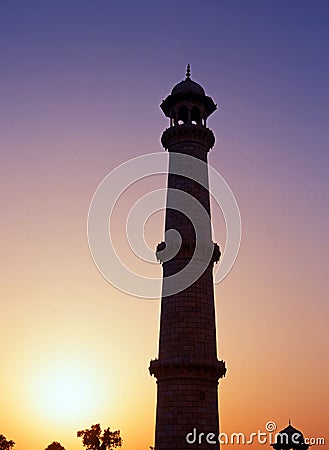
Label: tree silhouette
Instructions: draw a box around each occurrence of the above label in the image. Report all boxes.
[0,435,15,450]
[77,424,122,450]
[44,442,66,450]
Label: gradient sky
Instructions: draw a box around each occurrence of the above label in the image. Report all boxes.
[1,2,328,450]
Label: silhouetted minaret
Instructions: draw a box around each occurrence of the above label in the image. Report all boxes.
[149,66,226,449]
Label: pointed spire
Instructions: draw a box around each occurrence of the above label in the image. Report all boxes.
[289,418,291,425]
[186,63,191,79]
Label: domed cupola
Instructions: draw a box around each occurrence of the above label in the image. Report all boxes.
[171,74,205,96]
[271,421,309,450]
[160,64,217,127]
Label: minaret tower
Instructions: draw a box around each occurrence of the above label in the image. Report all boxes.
[149,66,226,449]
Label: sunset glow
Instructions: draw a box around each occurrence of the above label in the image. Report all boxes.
[31,361,102,423]
[1,2,328,450]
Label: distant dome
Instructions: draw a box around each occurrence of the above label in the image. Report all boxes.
[280,424,304,439]
[272,423,309,449]
[171,78,205,96]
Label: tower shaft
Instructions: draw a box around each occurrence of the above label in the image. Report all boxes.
[150,70,226,450]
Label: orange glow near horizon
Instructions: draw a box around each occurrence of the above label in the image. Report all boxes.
[30,360,103,424]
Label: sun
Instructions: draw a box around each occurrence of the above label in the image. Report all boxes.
[32,360,103,424]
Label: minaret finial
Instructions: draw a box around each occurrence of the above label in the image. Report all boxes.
[289,418,291,425]
[186,63,191,79]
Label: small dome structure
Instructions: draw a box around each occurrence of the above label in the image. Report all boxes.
[160,64,217,125]
[171,78,205,96]
[171,64,205,95]
[271,422,309,450]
